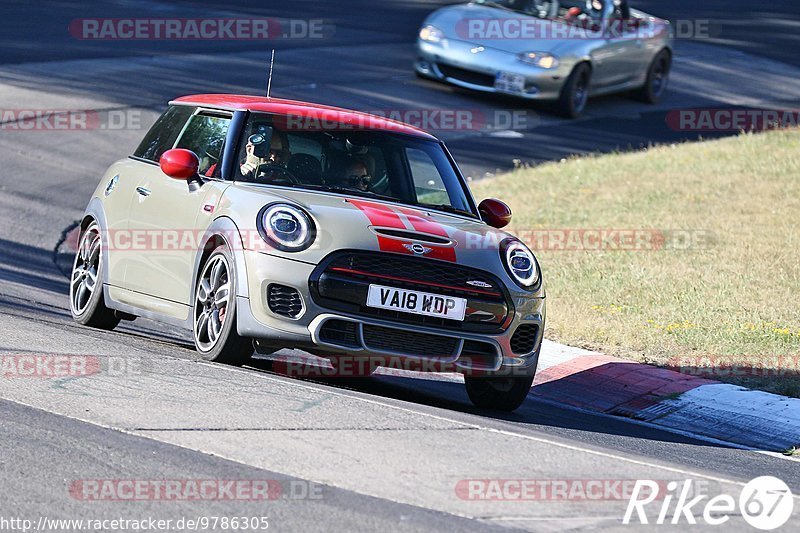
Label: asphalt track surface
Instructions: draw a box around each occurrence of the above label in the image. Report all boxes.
[1,1,799,531]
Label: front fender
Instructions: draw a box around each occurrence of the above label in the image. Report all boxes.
[190,216,251,303]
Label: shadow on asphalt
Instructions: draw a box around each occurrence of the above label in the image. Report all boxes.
[244,356,730,448]
[0,238,69,295]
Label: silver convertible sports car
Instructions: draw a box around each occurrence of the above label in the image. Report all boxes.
[70,95,545,411]
[415,0,672,117]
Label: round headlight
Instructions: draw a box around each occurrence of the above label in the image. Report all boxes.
[419,25,445,43]
[258,204,315,252]
[502,240,540,288]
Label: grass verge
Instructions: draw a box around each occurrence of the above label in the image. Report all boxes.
[471,129,800,396]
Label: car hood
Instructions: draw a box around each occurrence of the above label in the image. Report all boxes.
[219,184,517,277]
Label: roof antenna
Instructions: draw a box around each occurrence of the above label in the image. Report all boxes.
[266,49,275,99]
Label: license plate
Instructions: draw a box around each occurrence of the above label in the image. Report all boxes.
[366,285,467,321]
[495,71,526,94]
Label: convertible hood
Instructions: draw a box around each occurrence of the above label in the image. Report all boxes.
[221,184,514,274]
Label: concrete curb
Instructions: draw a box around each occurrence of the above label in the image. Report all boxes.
[532,340,800,453]
[272,340,800,452]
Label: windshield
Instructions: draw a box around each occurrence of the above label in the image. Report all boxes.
[235,113,477,218]
[473,1,609,21]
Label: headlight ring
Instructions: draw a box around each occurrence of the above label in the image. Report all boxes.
[257,203,316,252]
[501,239,541,289]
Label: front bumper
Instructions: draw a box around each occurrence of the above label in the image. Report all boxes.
[416,39,572,101]
[237,250,545,376]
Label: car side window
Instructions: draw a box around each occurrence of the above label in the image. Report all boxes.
[175,113,231,177]
[133,105,194,162]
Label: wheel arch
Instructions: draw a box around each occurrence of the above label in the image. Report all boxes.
[82,198,110,286]
[190,216,251,309]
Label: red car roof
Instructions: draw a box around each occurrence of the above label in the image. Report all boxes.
[171,94,438,141]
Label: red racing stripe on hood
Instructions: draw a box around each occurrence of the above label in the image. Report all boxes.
[347,199,406,229]
[348,199,457,262]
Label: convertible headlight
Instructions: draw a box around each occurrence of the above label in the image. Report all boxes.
[419,25,445,43]
[518,51,559,69]
[501,239,540,289]
[258,204,316,252]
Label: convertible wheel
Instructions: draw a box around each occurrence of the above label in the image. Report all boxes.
[193,246,252,365]
[555,63,591,119]
[632,49,671,104]
[464,374,534,412]
[70,222,120,330]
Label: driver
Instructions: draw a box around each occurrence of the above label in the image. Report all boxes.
[240,128,290,180]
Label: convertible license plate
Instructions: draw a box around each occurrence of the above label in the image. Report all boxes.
[495,71,526,94]
[366,285,467,321]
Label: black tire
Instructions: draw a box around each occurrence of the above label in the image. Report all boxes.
[555,63,592,119]
[192,245,252,365]
[70,222,121,330]
[631,49,671,104]
[464,374,535,412]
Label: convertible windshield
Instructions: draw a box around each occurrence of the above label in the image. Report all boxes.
[235,113,477,218]
[474,0,608,21]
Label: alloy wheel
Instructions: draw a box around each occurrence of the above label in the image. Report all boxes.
[194,255,232,352]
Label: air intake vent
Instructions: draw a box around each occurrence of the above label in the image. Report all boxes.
[319,319,360,348]
[267,284,304,318]
[362,325,459,358]
[373,228,453,245]
[510,324,539,355]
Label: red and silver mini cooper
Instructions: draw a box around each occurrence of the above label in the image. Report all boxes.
[70,94,545,411]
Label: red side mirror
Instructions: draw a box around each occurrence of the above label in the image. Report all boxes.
[160,149,199,180]
[478,199,512,229]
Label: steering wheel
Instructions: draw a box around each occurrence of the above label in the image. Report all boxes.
[254,163,301,185]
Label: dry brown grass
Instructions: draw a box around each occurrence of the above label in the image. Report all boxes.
[471,129,800,396]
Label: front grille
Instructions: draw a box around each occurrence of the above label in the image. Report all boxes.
[319,319,360,348]
[325,252,503,298]
[267,284,303,318]
[362,325,459,358]
[510,324,539,355]
[312,251,511,333]
[437,63,496,87]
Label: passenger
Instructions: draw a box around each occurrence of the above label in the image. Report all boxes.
[334,157,372,192]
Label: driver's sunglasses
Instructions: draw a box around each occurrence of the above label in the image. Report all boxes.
[346,174,371,188]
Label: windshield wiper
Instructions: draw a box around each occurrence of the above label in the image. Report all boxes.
[419,203,477,218]
[301,184,398,202]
